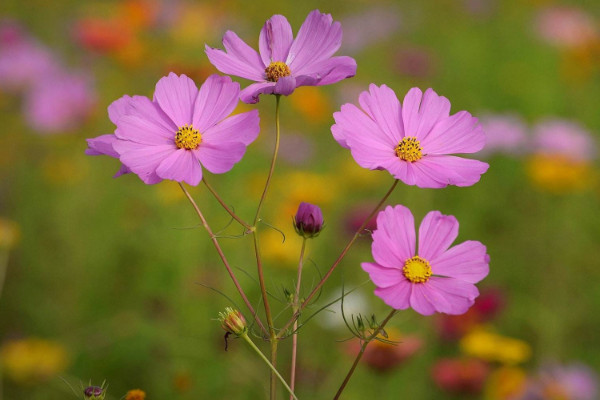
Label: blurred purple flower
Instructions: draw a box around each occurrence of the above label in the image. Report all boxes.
[395,46,436,79]
[332,84,489,188]
[340,6,401,54]
[278,133,314,166]
[0,20,59,92]
[532,119,596,161]
[88,73,259,185]
[24,70,96,133]
[342,203,378,237]
[479,114,529,157]
[362,205,489,316]
[205,10,357,103]
[534,6,598,49]
[520,363,598,400]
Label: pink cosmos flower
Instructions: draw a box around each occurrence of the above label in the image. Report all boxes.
[205,9,357,104]
[362,205,489,316]
[479,114,529,157]
[332,84,489,188]
[0,20,60,93]
[86,73,260,185]
[25,70,96,133]
[532,119,596,161]
[534,6,598,49]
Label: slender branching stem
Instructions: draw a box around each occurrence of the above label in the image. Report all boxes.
[178,182,268,337]
[289,238,307,399]
[202,177,253,232]
[277,180,399,339]
[254,94,281,225]
[252,95,282,399]
[333,309,398,400]
[241,333,298,400]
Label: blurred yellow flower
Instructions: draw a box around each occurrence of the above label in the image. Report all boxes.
[0,338,69,384]
[125,389,146,400]
[526,153,595,193]
[289,87,332,124]
[0,218,20,249]
[259,213,303,267]
[169,3,220,46]
[42,155,88,186]
[336,158,388,191]
[484,366,528,400]
[154,181,186,205]
[460,328,531,365]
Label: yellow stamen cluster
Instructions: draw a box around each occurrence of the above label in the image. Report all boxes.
[265,61,291,82]
[395,136,423,162]
[403,256,432,283]
[175,124,201,150]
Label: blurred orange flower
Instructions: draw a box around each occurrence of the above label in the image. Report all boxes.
[125,389,146,400]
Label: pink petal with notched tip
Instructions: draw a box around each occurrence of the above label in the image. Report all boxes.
[155,148,202,186]
[86,134,119,157]
[240,82,277,104]
[194,141,247,174]
[361,262,404,288]
[295,56,357,87]
[153,73,198,128]
[288,10,342,73]
[259,15,293,65]
[418,211,459,261]
[431,241,489,283]
[274,75,296,95]
[372,205,416,262]
[108,95,133,125]
[424,278,479,314]
[422,111,485,155]
[374,279,412,310]
[358,84,404,145]
[192,74,240,131]
[204,32,265,81]
[413,155,489,187]
[402,88,451,141]
[202,110,259,146]
[113,141,174,184]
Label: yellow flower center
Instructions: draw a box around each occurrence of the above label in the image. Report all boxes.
[175,124,201,150]
[265,61,291,82]
[395,136,423,162]
[403,256,432,283]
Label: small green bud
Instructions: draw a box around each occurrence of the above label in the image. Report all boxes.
[218,308,248,336]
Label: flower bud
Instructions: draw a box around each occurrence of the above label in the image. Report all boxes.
[293,202,324,238]
[84,386,105,400]
[218,308,247,336]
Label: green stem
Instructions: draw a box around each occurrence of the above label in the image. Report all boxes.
[254,94,281,225]
[242,333,298,400]
[178,183,268,337]
[277,180,399,339]
[252,95,282,399]
[333,309,397,400]
[289,238,307,399]
[202,177,253,232]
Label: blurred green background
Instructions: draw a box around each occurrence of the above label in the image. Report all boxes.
[0,0,599,399]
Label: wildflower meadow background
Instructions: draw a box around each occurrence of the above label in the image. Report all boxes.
[1,0,599,399]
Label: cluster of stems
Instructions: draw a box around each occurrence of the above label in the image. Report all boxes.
[179,95,399,399]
